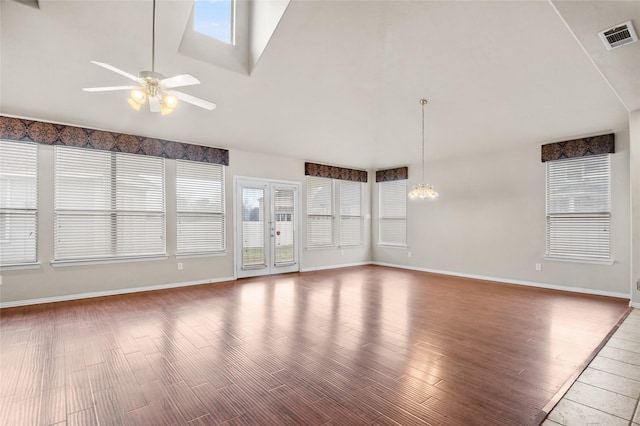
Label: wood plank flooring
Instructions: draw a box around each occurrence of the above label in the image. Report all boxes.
[0,265,630,425]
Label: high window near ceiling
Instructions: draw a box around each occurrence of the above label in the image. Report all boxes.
[176,160,225,255]
[194,0,235,45]
[54,147,165,262]
[0,141,38,267]
[545,154,611,263]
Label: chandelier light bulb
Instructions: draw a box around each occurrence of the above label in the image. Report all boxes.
[409,183,438,199]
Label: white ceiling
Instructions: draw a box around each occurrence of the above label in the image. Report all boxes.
[1,0,637,170]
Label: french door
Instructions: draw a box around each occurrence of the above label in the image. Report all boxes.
[235,178,300,278]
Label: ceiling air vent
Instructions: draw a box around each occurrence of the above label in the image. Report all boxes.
[598,21,638,50]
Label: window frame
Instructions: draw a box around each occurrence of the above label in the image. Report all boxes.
[306,177,366,249]
[339,180,364,247]
[545,154,612,264]
[53,146,166,264]
[306,176,334,249]
[378,179,407,247]
[0,140,38,268]
[176,159,226,256]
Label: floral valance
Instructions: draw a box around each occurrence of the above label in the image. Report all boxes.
[304,162,368,182]
[541,133,614,163]
[0,115,229,165]
[376,167,408,182]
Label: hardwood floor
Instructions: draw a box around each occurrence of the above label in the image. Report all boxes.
[0,265,630,425]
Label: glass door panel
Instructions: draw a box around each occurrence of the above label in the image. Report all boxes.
[274,188,295,266]
[241,186,266,269]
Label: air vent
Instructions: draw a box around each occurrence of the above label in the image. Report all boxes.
[598,21,638,50]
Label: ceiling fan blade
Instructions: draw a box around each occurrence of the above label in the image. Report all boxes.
[148,95,161,113]
[167,90,216,110]
[83,85,139,92]
[90,61,141,83]
[160,74,200,89]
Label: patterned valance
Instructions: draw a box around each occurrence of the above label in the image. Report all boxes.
[0,115,229,165]
[304,162,368,182]
[541,133,614,163]
[376,167,408,182]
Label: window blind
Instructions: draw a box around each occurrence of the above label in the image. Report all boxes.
[379,180,407,246]
[55,147,165,261]
[0,141,38,266]
[241,186,266,267]
[339,180,362,246]
[546,154,610,260]
[176,160,225,255]
[306,176,333,247]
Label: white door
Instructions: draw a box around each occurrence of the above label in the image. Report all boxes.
[235,178,300,278]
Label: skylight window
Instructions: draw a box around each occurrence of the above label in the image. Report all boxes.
[194,0,234,45]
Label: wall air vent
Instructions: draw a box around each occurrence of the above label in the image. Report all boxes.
[598,21,638,50]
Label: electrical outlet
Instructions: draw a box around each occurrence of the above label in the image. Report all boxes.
[178,262,183,271]
[340,249,344,256]
[408,251,412,258]
[535,263,541,271]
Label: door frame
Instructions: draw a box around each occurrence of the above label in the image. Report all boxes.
[233,176,301,278]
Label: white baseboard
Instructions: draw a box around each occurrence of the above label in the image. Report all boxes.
[629,302,640,309]
[372,262,630,299]
[0,276,235,309]
[301,261,371,273]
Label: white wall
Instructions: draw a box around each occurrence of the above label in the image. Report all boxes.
[630,110,640,306]
[373,132,631,297]
[0,146,371,306]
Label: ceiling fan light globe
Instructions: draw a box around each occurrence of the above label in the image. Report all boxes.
[162,94,178,108]
[160,104,176,116]
[130,89,147,104]
[127,98,143,111]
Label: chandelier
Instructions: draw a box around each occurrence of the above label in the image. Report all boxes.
[408,99,438,199]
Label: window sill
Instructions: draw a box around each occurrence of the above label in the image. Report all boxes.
[51,255,169,268]
[306,245,336,251]
[544,256,614,266]
[378,244,408,249]
[176,251,227,259]
[0,262,41,271]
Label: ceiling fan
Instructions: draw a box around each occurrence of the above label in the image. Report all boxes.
[83,0,216,115]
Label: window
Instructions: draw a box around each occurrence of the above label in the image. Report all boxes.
[194,0,234,44]
[54,147,165,262]
[546,154,611,261]
[379,180,407,246]
[306,176,333,248]
[176,160,225,255]
[306,177,364,249]
[339,180,363,246]
[0,141,38,266]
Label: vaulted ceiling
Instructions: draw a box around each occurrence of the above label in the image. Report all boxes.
[1,0,638,169]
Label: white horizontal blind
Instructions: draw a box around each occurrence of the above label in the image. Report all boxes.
[55,147,165,261]
[274,188,295,265]
[546,154,610,260]
[241,186,266,267]
[306,176,333,247]
[339,180,362,246]
[379,180,407,246]
[176,160,225,254]
[0,141,38,266]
